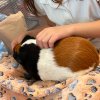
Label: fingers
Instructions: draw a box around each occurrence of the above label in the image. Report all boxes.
[36,31,48,48]
[48,36,57,48]
[36,31,58,48]
[36,28,54,48]
[36,33,53,48]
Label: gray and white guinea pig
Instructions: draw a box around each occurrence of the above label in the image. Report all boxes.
[13,35,99,81]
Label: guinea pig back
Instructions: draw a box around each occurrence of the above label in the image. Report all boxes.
[53,37,99,72]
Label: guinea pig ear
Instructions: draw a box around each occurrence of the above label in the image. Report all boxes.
[13,44,21,54]
[13,45,26,64]
[97,49,100,54]
[13,44,21,63]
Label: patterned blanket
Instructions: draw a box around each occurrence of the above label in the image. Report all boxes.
[0,52,99,100]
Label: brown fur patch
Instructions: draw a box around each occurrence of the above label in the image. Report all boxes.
[53,37,99,72]
[13,44,21,54]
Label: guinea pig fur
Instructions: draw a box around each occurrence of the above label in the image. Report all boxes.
[13,35,99,81]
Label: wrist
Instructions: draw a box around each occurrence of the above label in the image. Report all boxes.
[66,24,76,37]
[68,23,82,37]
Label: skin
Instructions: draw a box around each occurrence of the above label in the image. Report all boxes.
[36,20,100,48]
[11,15,100,50]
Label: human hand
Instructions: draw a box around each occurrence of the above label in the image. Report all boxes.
[36,25,74,48]
[11,33,26,50]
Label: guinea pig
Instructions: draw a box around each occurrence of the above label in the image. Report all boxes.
[13,35,99,81]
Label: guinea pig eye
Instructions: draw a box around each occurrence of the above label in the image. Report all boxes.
[16,59,22,64]
[13,52,18,59]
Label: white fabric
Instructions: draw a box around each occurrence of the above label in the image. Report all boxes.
[34,0,100,49]
[34,0,100,25]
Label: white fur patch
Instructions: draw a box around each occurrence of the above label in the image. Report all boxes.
[37,49,94,81]
[21,39,36,47]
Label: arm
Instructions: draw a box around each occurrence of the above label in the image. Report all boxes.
[28,16,55,38]
[11,15,55,50]
[36,20,100,48]
[73,20,100,38]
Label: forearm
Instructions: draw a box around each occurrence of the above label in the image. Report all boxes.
[27,16,55,38]
[72,20,100,38]
[28,25,49,38]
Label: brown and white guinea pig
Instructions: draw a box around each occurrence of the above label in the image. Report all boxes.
[13,35,99,81]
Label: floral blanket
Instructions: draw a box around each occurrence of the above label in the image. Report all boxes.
[0,50,99,100]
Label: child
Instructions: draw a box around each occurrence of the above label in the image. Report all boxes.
[11,0,100,49]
